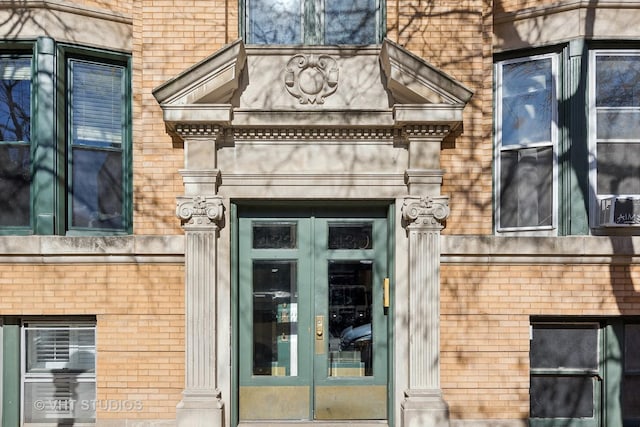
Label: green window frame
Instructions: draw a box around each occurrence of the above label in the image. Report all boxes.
[0,52,32,229]
[529,319,640,427]
[0,37,132,236]
[242,0,384,45]
[588,49,640,228]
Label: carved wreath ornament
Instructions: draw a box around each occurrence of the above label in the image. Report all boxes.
[284,54,339,104]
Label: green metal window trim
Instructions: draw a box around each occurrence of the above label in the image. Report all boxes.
[529,318,640,427]
[58,43,133,236]
[0,37,132,236]
[494,40,640,236]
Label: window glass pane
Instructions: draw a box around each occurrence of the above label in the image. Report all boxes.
[71,148,123,229]
[71,60,124,148]
[253,222,297,249]
[625,324,640,371]
[530,376,594,418]
[328,223,373,249]
[0,144,30,226]
[597,111,640,140]
[246,0,302,44]
[325,0,377,44]
[24,380,96,423]
[624,376,640,419]
[596,55,640,107]
[0,56,31,142]
[530,324,598,370]
[499,147,553,228]
[25,327,96,373]
[597,142,640,195]
[501,58,553,146]
[253,260,298,376]
[329,260,373,377]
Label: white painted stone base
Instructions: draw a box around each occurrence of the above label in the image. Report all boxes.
[96,420,176,427]
[450,420,527,427]
[176,391,224,427]
[401,390,450,427]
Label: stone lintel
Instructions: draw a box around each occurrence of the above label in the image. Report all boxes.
[179,169,221,196]
[405,169,444,196]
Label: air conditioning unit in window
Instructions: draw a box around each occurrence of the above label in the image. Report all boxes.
[598,197,640,227]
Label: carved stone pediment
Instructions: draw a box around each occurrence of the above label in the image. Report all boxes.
[153,39,246,107]
[152,38,473,135]
[380,39,473,106]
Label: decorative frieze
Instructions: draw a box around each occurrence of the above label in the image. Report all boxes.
[284,54,339,104]
[174,124,223,138]
[401,196,450,228]
[176,195,225,229]
[230,127,400,141]
[403,124,451,138]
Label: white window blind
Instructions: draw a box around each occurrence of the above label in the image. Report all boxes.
[70,59,124,147]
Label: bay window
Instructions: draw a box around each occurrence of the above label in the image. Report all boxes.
[0,38,131,235]
[590,51,640,226]
[0,55,31,228]
[244,0,382,45]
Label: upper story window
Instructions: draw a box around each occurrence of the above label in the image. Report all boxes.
[494,54,558,233]
[244,0,382,45]
[590,50,640,226]
[0,55,31,228]
[0,38,131,235]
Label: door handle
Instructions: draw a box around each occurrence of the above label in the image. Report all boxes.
[316,316,324,338]
[383,278,390,309]
[315,315,324,355]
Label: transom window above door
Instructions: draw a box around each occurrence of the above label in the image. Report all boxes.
[243,0,382,45]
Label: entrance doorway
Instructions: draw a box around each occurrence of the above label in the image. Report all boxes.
[237,206,391,421]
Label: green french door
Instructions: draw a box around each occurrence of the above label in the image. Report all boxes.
[237,207,390,421]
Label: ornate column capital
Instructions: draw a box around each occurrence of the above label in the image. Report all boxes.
[401,195,450,228]
[176,195,225,229]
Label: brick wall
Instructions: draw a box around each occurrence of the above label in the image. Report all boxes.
[392,0,494,235]
[0,263,184,420]
[441,262,640,420]
[133,0,235,235]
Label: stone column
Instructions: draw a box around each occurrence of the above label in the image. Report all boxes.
[401,195,450,427]
[175,195,225,427]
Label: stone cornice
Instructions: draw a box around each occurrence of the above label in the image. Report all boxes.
[494,0,640,24]
[441,235,640,264]
[0,0,132,24]
[0,235,184,262]
[230,127,400,141]
[403,124,452,139]
[174,124,223,139]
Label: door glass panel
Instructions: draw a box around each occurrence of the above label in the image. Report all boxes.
[328,223,373,249]
[328,260,372,377]
[253,222,297,249]
[252,260,298,376]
